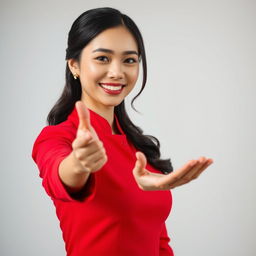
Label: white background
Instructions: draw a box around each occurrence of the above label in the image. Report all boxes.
[1,0,255,255]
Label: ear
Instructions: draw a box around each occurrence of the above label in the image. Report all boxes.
[67,59,80,76]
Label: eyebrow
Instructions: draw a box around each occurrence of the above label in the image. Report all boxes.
[92,48,138,56]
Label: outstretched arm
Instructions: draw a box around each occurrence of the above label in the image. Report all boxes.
[59,101,107,194]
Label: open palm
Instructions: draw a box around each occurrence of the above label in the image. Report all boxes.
[133,152,213,191]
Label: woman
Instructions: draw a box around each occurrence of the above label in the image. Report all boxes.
[32,7,213,256]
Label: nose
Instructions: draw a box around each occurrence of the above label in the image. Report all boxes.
[107,61,124,80]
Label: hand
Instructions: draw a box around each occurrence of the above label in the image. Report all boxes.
[132,152,213,191]
[71,101,108,173]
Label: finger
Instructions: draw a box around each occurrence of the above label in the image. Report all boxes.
[179,157,208,180]
[133,152,147,177]
[73,140,104,155]
[169,159,206,188]
[72,130,93,148]
[170,159,198,181]
[157,160,198,188]
[90,156,108,172]
[181,157,213,181]
[171,158,213,188]
[74,147,99,162]
[76,101,91,131]
[81,147,106,165]
[80,155,107,173]
[191,158,213,179]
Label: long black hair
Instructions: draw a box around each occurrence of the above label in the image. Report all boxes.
[47,7,173,174]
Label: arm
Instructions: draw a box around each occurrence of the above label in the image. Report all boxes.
[58,151,90,195]
[31,129,80,202]
[32,101,107,202]
[32,132,96,202]
[59,101,107,196]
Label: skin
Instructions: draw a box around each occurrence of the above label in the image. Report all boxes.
[60,25,213,193]
[68,25,139,127]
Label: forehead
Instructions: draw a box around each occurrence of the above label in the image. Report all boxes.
[85,26,138,53]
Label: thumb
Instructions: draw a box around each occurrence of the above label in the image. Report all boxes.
[133,151,147,177]
[76,101,91,131]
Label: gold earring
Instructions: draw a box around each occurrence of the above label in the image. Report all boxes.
[73,73,78,80]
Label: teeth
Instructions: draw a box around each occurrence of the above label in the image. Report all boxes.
[100,84,123,91]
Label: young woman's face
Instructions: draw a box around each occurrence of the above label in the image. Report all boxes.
[69,26,140,111]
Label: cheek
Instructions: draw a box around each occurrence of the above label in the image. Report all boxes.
[129,67,139,82]
[81,62,105,81]
[127,69,139,91]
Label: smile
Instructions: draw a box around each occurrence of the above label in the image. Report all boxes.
[98,83,125,95]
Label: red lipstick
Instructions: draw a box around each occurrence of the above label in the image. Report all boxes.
[100,83,124,86]
[99,83,125,95]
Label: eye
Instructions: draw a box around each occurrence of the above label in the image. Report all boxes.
[125,58,137,64]
[95,56,109,62]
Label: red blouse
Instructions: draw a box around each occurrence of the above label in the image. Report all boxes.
[32,106,174,256]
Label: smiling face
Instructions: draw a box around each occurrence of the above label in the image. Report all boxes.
[68,25,140,112]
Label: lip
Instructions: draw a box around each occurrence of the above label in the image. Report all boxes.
[99,83,125,86]
[98,83,125,95]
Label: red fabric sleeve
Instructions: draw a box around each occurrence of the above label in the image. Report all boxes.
[159,223,174,256]
[32,126,95,202]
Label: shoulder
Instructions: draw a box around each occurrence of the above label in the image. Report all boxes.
[32,119,77,152]
[32,107,78,149]
[37,120,76,142]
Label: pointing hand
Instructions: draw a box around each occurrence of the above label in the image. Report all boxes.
[133,152,213,191]
[71,101,108,173]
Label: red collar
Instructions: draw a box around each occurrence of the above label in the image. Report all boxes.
[68,106,125,136]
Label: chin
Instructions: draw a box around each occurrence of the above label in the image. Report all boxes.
[104,101,123,108]
[100,97,125,107]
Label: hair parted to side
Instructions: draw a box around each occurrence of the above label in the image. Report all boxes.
[47,7,173,174]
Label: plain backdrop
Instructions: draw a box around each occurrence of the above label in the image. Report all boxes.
[1,0,255,255]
